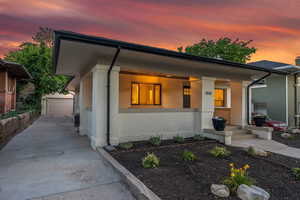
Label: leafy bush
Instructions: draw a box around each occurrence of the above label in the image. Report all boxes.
[292,168,300,181]
[119,142,133,150]
[210,146,231,158]
[0,110,24,120]
[142,153,160,168]
[247,146,256,156]
[173,136,185,143]
[223,163,255,192]
[149,136,161,146]
[288,135,295,140]
[193,134,205,141]
[182,150,197,161]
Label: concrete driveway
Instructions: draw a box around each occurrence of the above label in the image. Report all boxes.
[0,116,135,200]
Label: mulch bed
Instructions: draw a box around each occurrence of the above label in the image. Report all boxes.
[110,139,300,200]
[272,131,300,148]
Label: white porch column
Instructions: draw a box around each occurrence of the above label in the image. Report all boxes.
[110,66,120,145]
[91,64,108,149]
[79,79,87,136]
[242,81,251,127]
[200,77,216,129]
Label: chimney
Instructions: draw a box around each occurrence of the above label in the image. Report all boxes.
[296,56,300,66]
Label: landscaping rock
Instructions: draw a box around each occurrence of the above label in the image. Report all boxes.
[237,184,270,200]
[210,184,230,198]
[281,133,292,139]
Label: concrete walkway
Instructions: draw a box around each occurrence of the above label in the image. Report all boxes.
[0,116,135,200]
[231,138,300,159]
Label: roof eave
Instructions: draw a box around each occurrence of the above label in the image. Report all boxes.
[53,30,288,76]
[0,60,32,79]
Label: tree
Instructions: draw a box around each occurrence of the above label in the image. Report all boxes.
[32,27,54,47]
[4,40,69,110]
[178,37,256,63]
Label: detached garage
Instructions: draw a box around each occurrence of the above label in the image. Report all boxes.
[41,93,74,117]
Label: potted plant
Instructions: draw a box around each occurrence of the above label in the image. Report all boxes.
[253,114,266,127]
[212,116,227,131]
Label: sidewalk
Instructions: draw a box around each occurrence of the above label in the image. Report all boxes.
[231,138,300,159]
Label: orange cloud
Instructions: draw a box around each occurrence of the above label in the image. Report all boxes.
[0,0,300,64]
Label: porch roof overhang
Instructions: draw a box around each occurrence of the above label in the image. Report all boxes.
[0,59,32,79]
[53,30,287,90]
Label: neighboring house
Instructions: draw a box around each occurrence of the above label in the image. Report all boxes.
[249,58,300,127]
[53,31,285,149]
[0,59,31,114]
[41,93,74,117]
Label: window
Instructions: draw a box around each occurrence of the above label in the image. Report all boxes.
[183,85,191,108]
[214,88,225,107]
[131,83,161,105]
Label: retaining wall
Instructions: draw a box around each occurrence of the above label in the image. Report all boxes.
[0,111,40,149]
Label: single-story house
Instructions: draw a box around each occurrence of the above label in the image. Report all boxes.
[249,58,300,127]
[0,59,31,114]
[41,92,74,117]
[53,30,286,149]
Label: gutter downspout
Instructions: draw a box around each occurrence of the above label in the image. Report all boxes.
[246,72,272,125]
[107,47,121,146]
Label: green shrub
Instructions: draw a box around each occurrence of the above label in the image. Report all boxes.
[149,136,161,146]
[173,136,184,143]
[288,135,295,140]
[292,168,300,180]
[223,163,255,192]
[142,153,160,168]
[119,142,133,150]
[193,134,205,141]
[247,146,256,156]
[210,146,231,158]
[182,150,197,161]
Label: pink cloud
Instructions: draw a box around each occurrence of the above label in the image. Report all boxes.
[0,0,300,64]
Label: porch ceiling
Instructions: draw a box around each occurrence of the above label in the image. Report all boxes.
[54,31,287,86]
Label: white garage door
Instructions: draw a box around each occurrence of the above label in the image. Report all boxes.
[46,98,73,116]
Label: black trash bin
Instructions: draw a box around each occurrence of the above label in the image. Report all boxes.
[253,115,266,127]
[212,117,227,131]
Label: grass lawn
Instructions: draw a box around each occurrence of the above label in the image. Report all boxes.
[110,139,300,200]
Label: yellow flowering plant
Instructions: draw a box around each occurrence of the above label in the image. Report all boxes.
[223,163,255,192]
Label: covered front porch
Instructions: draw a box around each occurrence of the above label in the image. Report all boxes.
[75,62,251,148]
[53,31,283,149]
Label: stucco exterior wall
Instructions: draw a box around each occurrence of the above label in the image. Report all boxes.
[77,64,246,147]
[230,81,244,126]
[117,111,198,143]
[190,78,201,108]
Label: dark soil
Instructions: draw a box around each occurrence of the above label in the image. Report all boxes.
[111,140,300,200]
[272,131,300,148]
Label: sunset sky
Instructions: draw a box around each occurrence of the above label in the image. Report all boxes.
[1,0,300,64]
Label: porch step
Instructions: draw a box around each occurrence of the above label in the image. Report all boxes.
[225,125,243,131]
[232,131,256,140]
